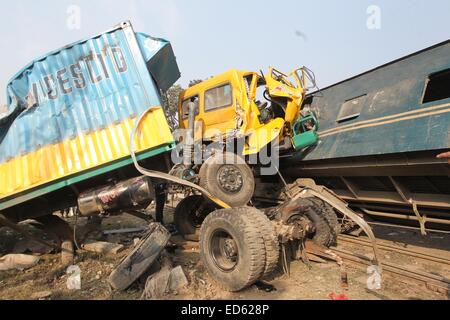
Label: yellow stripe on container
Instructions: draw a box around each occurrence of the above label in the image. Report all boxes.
[0,107,173,200]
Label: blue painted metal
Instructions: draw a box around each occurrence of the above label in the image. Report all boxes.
[136,33,179,92]
[298,40,450,161]
[0,21,180,164]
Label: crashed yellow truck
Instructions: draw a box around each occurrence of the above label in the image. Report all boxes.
[0,21,379,292]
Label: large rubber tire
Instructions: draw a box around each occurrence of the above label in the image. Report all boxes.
[236,207,280,278]
[108,223,170,291]
[308,198,340,246]
[174,195,217,241]
[199,152,255,207]
[279,179,339,248]
[293,198,334,248]
[200,208,266,292]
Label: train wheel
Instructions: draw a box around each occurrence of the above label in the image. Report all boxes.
[199,152,255,207]
[200,208,265,292]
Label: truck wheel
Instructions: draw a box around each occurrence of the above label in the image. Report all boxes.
[200,208,265,292]
[199,152,255,207]
[236,207,280,278]
[302,199,334,247]
[174,195,217,241]
[308,198,340,246]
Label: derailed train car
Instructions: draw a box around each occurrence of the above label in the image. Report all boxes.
[0,21,180,221]
[282,40,450,233]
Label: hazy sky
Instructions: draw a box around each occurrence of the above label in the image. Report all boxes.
[1,0,450,105]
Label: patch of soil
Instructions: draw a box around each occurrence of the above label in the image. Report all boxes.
[0,209,447,300]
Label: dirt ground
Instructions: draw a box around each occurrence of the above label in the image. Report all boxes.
[0,207,448,300]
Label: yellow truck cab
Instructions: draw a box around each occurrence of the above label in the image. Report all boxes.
[178,68,318,156]
[179,70,247,141]
[176,67,319,208]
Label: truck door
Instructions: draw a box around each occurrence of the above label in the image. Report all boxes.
[201,83,236,139]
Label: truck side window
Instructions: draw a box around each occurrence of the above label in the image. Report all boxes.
[204,83,233,112]
[181,95,199,120]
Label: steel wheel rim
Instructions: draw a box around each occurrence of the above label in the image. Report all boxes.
[216,165,244,194]
[210,229,239,272]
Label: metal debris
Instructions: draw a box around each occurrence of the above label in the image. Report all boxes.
[66,265,81,290]
[169,266,189,291]
[0,254,40,271]
[103,227,149,235]
[61,240,74,267]
[141,265,188,300]
[82,241,124,255]
[12,237,53,255]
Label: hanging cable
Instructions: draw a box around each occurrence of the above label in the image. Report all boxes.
[129,106,230,209]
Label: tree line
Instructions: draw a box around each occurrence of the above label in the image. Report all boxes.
[161,79,203,130]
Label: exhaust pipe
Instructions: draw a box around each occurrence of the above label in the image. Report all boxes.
[77,176,155,216]
[183,98,197,168]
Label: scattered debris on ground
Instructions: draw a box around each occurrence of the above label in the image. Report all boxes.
[141,262,188,300]
[0,208,448,300]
